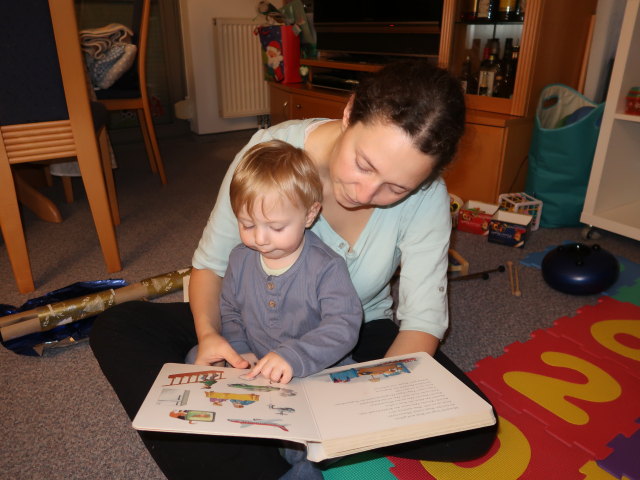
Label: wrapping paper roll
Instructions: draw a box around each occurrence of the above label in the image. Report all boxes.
[0,268,191,342]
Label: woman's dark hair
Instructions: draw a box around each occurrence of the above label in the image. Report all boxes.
[349,59,465,185]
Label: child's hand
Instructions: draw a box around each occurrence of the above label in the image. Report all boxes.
[194,332,249,369]
[246,352,293,384]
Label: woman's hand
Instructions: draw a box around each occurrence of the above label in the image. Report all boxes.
[239,352,259,367]
[194,332,249,369]
[246,352,293,384]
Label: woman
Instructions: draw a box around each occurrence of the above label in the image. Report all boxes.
[90,59,496,480]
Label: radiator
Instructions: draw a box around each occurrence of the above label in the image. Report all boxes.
[213,18,269,118]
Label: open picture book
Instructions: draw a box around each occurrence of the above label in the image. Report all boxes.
[133,351,496,462]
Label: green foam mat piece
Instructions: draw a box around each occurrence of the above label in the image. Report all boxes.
[322,451,397,480]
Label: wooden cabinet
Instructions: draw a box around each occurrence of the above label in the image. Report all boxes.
[268,0,598,203]
[439,0,597,118]
[581,0,640,241]
[445,111,532,202]
[269,83,349,124]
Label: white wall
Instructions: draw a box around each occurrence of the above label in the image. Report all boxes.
[583,0,626,103]
[178,0,282,134]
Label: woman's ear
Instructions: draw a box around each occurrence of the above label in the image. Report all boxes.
[305,202,322,227]
[342,95,354,130]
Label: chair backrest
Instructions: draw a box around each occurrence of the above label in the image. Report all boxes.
[136,0,151,89]
[0,0,99,165]
[0,0,69,126]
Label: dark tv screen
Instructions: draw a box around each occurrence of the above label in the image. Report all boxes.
[313,0,443,24]
[312,0,443,59]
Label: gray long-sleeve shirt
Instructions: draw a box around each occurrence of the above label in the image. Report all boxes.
[220,230,363,378]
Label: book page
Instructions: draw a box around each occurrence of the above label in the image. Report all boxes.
[303,352,494,449]
[133,363,320,444]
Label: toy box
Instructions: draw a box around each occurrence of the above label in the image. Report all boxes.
[488,210,532,248]
[457,200,499,235]
[498,192,543,231]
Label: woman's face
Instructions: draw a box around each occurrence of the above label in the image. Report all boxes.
[329,120,436,208]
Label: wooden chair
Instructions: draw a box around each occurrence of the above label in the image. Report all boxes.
[0,0,122,294]
[95,0,168,185]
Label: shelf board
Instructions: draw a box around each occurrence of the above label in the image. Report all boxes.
[614,112,640,123]
[455,19,524,25]
[581,199,640,241]
[301,58,383,73]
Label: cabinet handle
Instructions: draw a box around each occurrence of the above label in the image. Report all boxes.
[282,101,288,119]
[295,104,302,109]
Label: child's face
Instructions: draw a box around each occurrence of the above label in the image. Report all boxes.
[237,192,319,269]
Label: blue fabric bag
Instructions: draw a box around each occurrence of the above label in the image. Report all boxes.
[525,84,604,228]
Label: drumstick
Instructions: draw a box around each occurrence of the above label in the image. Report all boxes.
[513,264,522,297]
[507,261,516,296]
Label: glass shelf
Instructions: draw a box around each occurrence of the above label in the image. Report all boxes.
[455,20,524,25]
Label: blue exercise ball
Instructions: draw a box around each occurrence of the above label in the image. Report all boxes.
[541,243,619,295]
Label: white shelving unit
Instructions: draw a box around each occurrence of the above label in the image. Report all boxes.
[581,0,640,241]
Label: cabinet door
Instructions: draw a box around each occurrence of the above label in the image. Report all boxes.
[443,123,505,203]
[269,85,292,125]
[290,94,347,120]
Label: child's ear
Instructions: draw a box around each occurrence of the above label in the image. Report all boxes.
[305,202,322,227]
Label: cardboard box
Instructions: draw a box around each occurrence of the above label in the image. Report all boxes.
[488,210,532,248]
[457,201,499,235]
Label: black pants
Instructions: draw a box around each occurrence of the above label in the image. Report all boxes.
[90,301,497,480]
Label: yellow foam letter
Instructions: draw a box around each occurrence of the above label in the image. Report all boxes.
[420,417,530,479]
[503,352,620,425]
[591,319,640,361]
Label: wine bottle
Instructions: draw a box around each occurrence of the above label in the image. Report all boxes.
[498,41,519,98]
[478,42,499,96]
[461,0,480,21]
[459,56,470,93]
[459,56,477,94]
[515,0,526,21]
[498,0,517,21]
[493,38,512,98]
[476,0,497,20]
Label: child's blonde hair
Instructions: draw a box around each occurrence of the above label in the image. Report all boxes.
[230,140,322,218]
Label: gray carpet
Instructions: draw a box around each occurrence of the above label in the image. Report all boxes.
[1,127,639,479]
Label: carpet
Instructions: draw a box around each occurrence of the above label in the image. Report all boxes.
[324,255,640,480]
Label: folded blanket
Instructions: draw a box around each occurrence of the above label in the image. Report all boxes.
[80,23,137,90]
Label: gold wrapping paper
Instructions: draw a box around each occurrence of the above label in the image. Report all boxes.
[1,268,191,342]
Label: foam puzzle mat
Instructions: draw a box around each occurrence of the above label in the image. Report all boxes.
[323,297,640,480]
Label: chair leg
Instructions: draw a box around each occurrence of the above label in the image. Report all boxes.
[43,166,54,187]
[99,128,120,226]
[138,104,167,185]
[62,176,74,203]
[136,109,158,175]
[0,164,35,293]
[15,171,63,223]
[74,147,122,274]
